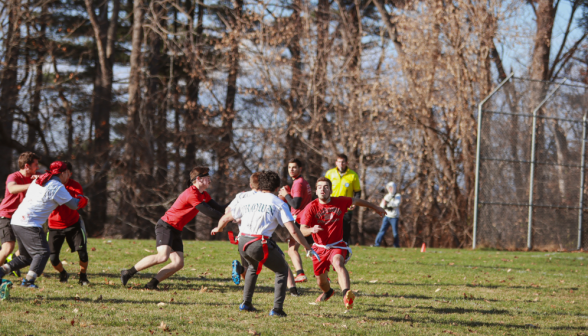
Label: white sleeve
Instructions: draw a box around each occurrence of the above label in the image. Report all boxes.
[53,185,73,206]
[276,203,294,227]
[227,198,238,211]
[232,203,243,220]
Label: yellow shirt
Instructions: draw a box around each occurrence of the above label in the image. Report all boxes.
[325,168,361,197]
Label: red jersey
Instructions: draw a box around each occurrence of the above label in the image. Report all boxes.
[290,176,312,217]
[48,179,87,229]
[0,171,33,218]
[298,197,353,245]
[161,186,211,231]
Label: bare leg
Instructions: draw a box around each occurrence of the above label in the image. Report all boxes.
[331,254,350,290]
[79,261,88,273]
[53,262,64,272]
[0,241,15,265]
[317,272,331,292]
[134,245,173,272]
[287,239,304,272]
[287,266,295,288]
[154,251,184,282]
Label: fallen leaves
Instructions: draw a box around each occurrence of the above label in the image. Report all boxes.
[159,321,169,331]
[157,302,166,307]
[248,329,259,335]
[199,286,208,293]
[369,280,378,283]
[435,288,441,292]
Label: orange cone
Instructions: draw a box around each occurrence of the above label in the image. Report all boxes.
[421,243,426,253]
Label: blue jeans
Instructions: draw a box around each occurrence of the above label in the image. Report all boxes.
[374,217,399,247]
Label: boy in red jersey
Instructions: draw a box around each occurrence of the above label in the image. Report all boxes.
[278,158,313,283]
[47,162,90,285]
[298,177,386,309]
[0,152,39,269]
[120,167,225,289]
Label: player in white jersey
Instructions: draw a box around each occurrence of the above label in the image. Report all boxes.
[212,170,318,317]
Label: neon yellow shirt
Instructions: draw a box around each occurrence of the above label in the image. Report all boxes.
[325,167,361,197]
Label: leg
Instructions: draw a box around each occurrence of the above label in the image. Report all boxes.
[391,218,400,247]
[331,254,350,290]
[342,211,353,244]
[153,251,184,282]
[3,226,33,275]
[374,217,392,247]
[241,254,259,306]
[287,238,304,275]
[0,241,15,265]
[48,229,66,272]
[316,271,331,293]
[261,245,290,311]
[26,227,51,278]
[0,218,16,265]
[78,248,89,273]
[134,245,173,272]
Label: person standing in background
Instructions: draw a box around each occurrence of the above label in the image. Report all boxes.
[373,182,401,247]
[324,154,361,244]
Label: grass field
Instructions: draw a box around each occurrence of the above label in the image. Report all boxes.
[0,238,587,335]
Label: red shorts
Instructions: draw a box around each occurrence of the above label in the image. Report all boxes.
[312,245,349,276]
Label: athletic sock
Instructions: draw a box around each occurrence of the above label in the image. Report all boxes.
[295,270,304,276]
[1,264,11,274]
[289,287,299,295]
[342,288,349,297]
[26,271,38,282]
[127,266,138,277]
[146,278,159,288]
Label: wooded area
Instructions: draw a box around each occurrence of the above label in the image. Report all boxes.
[0,0,587,246]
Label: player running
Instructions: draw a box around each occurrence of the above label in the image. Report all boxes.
[47,162,90,285]
[278,158,312,283]
[211,170,319,317]
[298,177,386,309]
[0,161,82,288]
[0,152,40,275]
[120,167,224,289]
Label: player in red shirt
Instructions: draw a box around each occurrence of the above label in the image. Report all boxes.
[120,167,225,289]
[47,162,90,285]
[298,177,386,309]
[278,158,313,283]
[0,152,39,270]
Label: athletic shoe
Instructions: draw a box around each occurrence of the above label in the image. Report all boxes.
[1,279,12,285]
[6,254,20,277]
[120,270,132,286]
[239,302,257,312]
[289,287,300,296]
[294,274,307,283]
[59,271,69,283]
[21,279,38,288]
[144,282,159,290]
[78,273,90,286]
[344,290,355,309]
[315,289,335,303]
[231,260,242,285]
[269,309,287,317]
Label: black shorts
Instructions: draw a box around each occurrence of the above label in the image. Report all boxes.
[0,217,16,244]
[155,219,183,252]
[48,220,87,253]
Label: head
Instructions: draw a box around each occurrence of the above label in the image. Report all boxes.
[249,172,260,191]
[60,161,74,184]
[258,170,281,192]
[287,158,303,179]
[49,161,70,184]
[316,177,332,201]
[18,152,40,176]
[386,181,397,195]
[335,154,348,173]
[190,166,211,190]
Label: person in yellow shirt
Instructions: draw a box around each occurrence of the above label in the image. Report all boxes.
[324,154,361,244]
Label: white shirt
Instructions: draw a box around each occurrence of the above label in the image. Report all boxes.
[380,193,401,218]
[227,190,258,211]
[231,192,294,237]
[11,178,73,228]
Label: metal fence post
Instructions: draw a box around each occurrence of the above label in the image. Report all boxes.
[473,73,514,249]
[578,114,587,250]
[527,79,567,250]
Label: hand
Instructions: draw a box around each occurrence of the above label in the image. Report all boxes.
[210,227,222,235]
[311,226,323,234]
[306,249,321,262]
[278,187,290,198]
[375,206,387,217]
[349,205,356,211]
[31,174,40,180]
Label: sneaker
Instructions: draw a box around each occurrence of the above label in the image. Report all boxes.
[144,282,159,290]
[239,302,257,312]
[231,260,242,285]
[12,269,21,278]
[120,270,132,286]
[269,309,287,317]
[78,273,90,286]
[21,279,38,288]
[59,271,69,283]
[344,290,355,309]
[6,254,20,277]
[294,274,307,283]
[315,289,335,303]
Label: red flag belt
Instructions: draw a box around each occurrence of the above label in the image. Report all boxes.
[241,234,270,275]
[228,231,239,245]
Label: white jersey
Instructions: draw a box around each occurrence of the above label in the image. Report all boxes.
[227,190,258,211]
[12,177,72,228]
[380,193,401,218]
[231,192,294,237]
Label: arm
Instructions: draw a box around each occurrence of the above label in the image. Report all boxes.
[284,195,303,209]
[352,198,386,217]
[380,197,387,208]
[211,212,233,235]
[300,224,323,237]
[196,202,224,220]
[388,194,401,208]
[284,221,313,250]
[64,197,80,210]
[207,199,226,213]
[6,182,31,195]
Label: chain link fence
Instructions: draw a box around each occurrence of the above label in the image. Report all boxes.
[473,75,588,250]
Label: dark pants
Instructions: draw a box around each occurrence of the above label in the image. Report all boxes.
[343,211,353,244]
[239,236,288,310]
[374,217,399,247]
[9,225,50,276]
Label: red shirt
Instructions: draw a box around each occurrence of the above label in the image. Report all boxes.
[48,179,87,229]
[0,171,33,218]
[298,197,353,245]
[290,176,312,217]
[161,186,211,231]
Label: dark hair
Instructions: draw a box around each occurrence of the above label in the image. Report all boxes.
[190,166,210,183]
[336,153,348,162]
[18,152,39,170]
[62,161,73,172]
[316,177,332,190]
[250,172,260,189]
[258,170,281,192]
[288,158,303,168]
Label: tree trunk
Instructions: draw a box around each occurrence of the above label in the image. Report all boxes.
[28,3,47,150]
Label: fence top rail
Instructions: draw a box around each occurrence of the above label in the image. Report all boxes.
[478,201,588,211]
[482,110,585,123]
[512,77,588,89]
